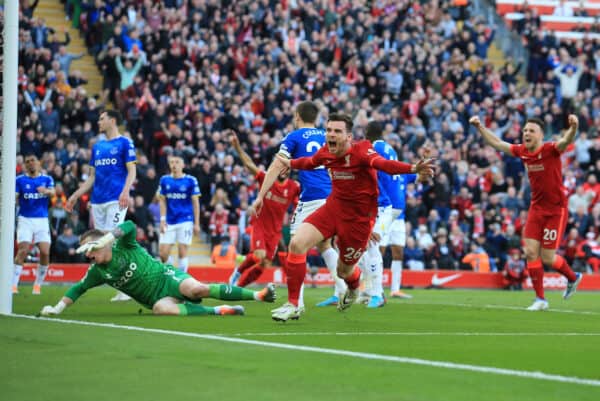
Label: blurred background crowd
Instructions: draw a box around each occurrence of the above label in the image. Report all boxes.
[6,0,600,275]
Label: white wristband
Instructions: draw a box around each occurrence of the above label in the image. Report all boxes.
[160,216,166,222]
[54,300,67,314]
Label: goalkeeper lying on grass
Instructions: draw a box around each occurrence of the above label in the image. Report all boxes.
[40,220,276,317]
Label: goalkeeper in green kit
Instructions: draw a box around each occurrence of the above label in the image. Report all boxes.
[40,221,276,316]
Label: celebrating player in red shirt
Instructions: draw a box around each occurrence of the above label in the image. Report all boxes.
[254,113,435,321]
[228,132,300,287]
[470,115,582,311]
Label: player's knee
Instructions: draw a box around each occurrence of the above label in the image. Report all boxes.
[540,255,555,266]
[289,237,307,254]
[152,302,176,315]
[336,263,353,279]
[316,239,331,253]
[523,247,537,261]
[187,282,209,299]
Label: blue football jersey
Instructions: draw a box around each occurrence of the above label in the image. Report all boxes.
[279,127,331,202]
[158,174,201,225]
[16,174,54,218]
[392,174,416,219]
[90,136,136,204]
[373,140,416,216]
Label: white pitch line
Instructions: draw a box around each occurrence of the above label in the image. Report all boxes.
[8,313,600,387]
[216,332,600,337]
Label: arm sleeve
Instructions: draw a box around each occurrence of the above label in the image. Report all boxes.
[290,156,320,170]
[64,266,104,302]
[115,220,138,249]
[370,156,413,174]
[509,144,520,158]
[124,138,137,163]
[278,134,296,158]
[405,174,417,185]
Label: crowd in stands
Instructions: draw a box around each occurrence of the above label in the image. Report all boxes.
[8,0,600,274]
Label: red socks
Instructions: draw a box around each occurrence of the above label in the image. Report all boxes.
[238,254,258,273]
[552,255,577,282]
[238,265,265,287]
[527,258,545,300]
[286,252,307,306]
[278,251,288,269]
[345,267,361,290]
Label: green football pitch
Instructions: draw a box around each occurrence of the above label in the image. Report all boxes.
[2,285,599,401]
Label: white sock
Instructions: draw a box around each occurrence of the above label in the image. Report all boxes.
[298,283,305,308]
[35,265,49,285]
[167,255,174,265]
[178,257,189,273]
[322,247,346,296]
[13,264,23,287]
[366,245,383,297]
[391,260,403,292]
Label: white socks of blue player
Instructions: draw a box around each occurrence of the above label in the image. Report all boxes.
[322,247,346,296]
[390,260,403,293]
[34,265,49,286]
[298,284,305,309]
[178,257,189,273]
[13,264,23,287]
[364,245,383,297]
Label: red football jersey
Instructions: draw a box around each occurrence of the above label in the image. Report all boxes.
[510,142,567,211]
[294,140,381,220]
[254,171,300,234]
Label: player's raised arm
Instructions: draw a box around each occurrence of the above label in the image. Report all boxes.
[65,166,95,212]
[469,116,513,154]
[229,130,260,175]
[556,114,579,152]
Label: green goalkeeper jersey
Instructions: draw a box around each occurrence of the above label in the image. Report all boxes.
[65,221,185,308]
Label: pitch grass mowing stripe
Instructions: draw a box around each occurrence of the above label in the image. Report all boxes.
[10,313,600,387]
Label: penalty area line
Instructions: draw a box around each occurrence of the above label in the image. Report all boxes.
[10,313,600,388]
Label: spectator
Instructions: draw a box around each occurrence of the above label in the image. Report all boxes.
[211,235,237,268]
[502,249,527,290]
[54,225,80,263]
[461,239,491,272]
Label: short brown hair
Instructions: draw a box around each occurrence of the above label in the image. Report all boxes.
[295,101,319,124]
[328,113,353,133]
[525,117,545,132]
[80,229,105,244]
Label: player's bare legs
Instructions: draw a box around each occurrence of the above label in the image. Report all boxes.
[389,244,412,299]
[235,249,272,287]
[524,238,580,311]
[177,243,189,273]
[33,242,51,294]
[315,238,347,306]
[152,296,245,316]
[540,247,581,300]
[159,243,173,264]
[272,222,323,321]
[336,258,363,311]
[13,241,31,294]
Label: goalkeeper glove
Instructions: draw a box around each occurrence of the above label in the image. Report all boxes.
[76,232,115,254]
[40,300,67,316]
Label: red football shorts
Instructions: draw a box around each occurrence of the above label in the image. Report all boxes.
[250,224,279,260]
[523,207,568,249]
[305,201,375,265]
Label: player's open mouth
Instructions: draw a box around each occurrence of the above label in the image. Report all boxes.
[328,141,336,148]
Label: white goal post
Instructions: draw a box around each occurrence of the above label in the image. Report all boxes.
[0,0,19,315]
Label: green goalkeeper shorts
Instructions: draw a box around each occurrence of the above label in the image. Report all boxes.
[150,269,194,306]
